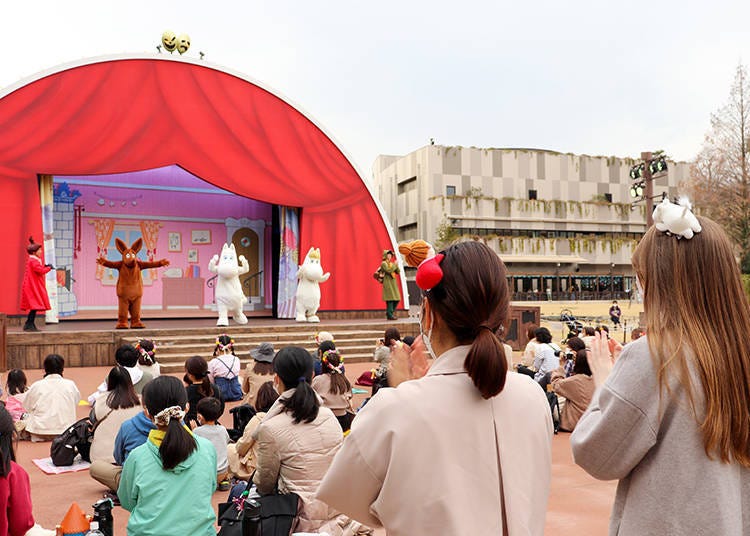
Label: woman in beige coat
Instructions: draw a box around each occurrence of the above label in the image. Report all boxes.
[252,346,371,535]
[318,241,553,535]
[89,366,142,463]
[241,342,275,408]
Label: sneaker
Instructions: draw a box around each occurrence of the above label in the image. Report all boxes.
[218,480,231,492]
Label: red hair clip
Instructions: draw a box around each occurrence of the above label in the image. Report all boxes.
[416,253,444,291]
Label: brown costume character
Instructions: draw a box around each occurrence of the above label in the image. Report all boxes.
[96,238,169,329]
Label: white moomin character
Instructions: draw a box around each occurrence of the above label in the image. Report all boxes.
[295,247,331,323]
[208,243,250,326]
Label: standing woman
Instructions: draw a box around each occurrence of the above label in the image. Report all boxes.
[380,250,401,320]
[571,210,750,535]
[20,237,53,332]
[318,241,553,534]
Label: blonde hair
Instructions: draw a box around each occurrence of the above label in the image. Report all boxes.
[632,217,750,466]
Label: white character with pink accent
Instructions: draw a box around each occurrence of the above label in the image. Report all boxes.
[295,247,330,323]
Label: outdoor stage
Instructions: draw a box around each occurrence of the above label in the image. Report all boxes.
[2,314,419,373]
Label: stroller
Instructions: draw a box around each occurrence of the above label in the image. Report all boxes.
[560,309,583,334]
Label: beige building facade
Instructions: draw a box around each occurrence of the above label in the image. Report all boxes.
[373,145,688,301]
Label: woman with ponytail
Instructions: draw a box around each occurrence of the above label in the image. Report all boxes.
[118,376,216,535]
[253,346,369,535]
[184,356,223,429]
[318,240,553,535]
[312,349,354,432]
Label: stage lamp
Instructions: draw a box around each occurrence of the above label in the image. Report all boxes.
[630,182,645,198]
[629,163,644,180]
[656,157,668,173]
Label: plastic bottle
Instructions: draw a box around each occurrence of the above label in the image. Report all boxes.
[85,521,105,536]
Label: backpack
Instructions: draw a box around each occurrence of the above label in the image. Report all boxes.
[228,404,257,442]
[50,417,94,466]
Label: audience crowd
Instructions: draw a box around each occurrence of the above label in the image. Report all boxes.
[4,213,750,536]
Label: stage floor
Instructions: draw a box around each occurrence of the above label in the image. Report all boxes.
[7,315,416,334]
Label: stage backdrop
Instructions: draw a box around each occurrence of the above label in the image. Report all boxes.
[0,55,403,315]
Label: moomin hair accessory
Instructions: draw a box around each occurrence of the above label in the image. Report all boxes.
[652,197,702,240]
[154,405,185,426]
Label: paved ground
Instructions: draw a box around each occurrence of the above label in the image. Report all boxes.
[12,361,614,534]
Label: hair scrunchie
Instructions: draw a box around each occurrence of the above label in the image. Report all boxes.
[154,405,185,426]
[297,376,308,384]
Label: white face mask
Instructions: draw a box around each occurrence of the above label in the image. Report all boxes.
[636,276,644,299]
[420,304,436,359]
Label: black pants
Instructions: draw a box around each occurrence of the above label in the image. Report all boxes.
[24,310,37,328]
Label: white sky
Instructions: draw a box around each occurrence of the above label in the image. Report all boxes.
[1,1,747,175]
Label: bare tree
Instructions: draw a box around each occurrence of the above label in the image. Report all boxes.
[691,64,750,271]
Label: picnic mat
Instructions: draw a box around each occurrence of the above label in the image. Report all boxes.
[32,456,90,474]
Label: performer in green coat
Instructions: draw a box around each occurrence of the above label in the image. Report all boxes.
[381,250,401,320]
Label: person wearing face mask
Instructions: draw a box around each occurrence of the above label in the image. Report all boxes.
[318,241,553,535]
[252,347,372,535]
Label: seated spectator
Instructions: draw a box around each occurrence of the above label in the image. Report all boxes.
[89,344,154,404]
[563,337,587,378]
[253,346,357,534]
[580,326,596,348]
[0,405,35,534]
[118,376,216,535]
[5,369,29,427]
[227,381,278,480]
[312,349,354,432]
[521,324,540,367]
[89,366,143,464]
[371,328,400,393]
[23,354,80,441]
[208,335,242,402]
[184,356,223,429]
[550,350,595,432]
[533,327,560,386]
[193,397,230,491]
[135,339,160,378]
[242,343,275,408]
[630,327,644,341]
[90,399,156,504]
[311,332,335,376]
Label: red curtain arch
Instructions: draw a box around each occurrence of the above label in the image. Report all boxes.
[0,55,403,315]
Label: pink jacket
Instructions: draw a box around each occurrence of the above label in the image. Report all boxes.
[318,345,553,535]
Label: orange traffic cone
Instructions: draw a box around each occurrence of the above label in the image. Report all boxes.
[59,502,89,535]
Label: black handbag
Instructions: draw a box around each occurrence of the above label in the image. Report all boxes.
[218,492,300,536]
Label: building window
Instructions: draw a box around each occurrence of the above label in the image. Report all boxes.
[446,185,457,196]
[528,189,537,200]
[398,223,418,241]
[397,176,417,195]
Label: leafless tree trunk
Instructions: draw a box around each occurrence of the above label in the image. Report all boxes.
[691,64,750,271]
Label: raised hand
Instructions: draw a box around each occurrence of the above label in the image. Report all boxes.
[589,331,614,389]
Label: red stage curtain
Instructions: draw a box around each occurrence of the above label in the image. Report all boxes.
[0,58,397,314]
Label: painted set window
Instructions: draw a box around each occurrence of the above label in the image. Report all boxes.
[446,185,457,196]
[101,227,153,286]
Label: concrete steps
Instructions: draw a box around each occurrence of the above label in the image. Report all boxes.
[119,322,418,373]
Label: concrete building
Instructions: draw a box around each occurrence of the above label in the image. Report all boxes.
[373,145,689,301]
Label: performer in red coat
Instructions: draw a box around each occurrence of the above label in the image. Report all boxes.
[20,237,53,332]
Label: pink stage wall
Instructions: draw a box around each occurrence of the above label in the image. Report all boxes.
[57,166,273,311]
